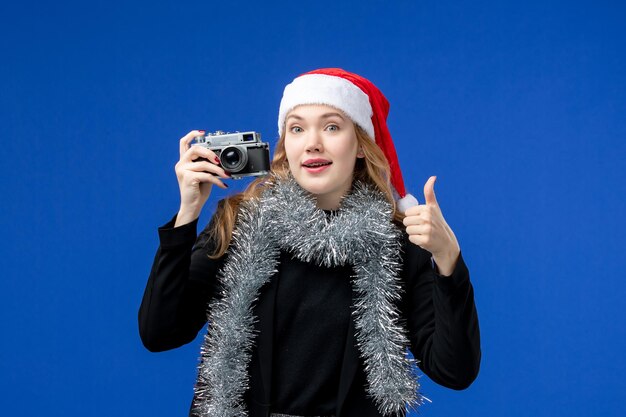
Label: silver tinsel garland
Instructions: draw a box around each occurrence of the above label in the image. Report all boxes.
[192,176,425,417]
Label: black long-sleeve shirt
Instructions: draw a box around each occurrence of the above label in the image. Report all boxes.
[139,214,481,415]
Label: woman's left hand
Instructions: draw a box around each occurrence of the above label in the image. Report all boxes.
[403,176,461,276]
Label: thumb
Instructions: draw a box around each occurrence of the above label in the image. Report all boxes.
[424,175,438,206]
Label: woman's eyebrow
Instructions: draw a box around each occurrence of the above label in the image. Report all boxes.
[286,112,345,122]
[320,112,345,120]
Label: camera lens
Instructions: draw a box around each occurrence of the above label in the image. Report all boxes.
[223,150,239,165]
[219,146,248,173]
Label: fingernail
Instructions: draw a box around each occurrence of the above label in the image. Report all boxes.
[224,183,229,188]
[214,157,220,164]
[198,130,205,133]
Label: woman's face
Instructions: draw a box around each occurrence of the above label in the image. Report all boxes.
[284,104,363,210]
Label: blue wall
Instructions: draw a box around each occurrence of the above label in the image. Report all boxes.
[1,1,624,415]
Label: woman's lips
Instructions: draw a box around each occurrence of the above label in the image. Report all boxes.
[302,159,332,173]
[303,164,331,173]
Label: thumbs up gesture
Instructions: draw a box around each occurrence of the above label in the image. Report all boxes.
[403,176,461,276]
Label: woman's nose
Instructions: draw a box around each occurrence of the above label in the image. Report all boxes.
[304,130,324,152]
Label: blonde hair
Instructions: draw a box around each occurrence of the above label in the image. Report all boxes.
[206,124,404,258]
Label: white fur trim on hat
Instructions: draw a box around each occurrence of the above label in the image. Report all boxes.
[397,193,419,213]
[278,74,375,139]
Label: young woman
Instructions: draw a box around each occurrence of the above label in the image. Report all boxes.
[139,68,481,417]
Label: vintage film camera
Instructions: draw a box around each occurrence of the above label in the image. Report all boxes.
[193,131,271,179]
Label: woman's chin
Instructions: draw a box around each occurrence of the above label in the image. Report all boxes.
[294,178,331,196]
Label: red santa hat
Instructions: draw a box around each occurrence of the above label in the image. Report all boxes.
[278,68,418,212]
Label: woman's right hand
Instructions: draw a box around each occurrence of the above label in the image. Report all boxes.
[174,130,230,227]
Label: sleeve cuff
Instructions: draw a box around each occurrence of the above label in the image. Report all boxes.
[433,251,470,291]
[157,214,199,249]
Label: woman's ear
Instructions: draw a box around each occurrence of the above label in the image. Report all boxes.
[356,147,365,158]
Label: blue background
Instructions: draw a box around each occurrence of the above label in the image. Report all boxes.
[1,0,625,415]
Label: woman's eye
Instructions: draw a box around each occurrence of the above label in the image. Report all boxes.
[326,124,339,131]
[290,126,303,133]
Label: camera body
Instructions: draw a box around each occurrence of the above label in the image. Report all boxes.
[193,131,271,179]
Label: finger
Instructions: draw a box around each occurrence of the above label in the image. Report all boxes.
[406,224,431,236]
[424,175,438,206]
[403,216,429,227]
[402,208,430,225]
[179,130,206,158]
[408,234,429,248]
[403,214,428,227]
[183,144,220,164]
[404,204,429,217]
[186,171,228,189]
[404,205,421,217]
[181,160,230,178]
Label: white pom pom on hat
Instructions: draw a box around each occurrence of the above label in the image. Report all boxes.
[278,68,418,211]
